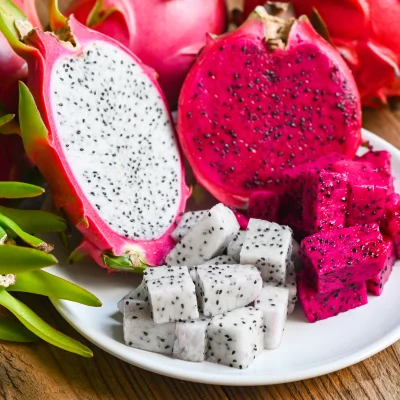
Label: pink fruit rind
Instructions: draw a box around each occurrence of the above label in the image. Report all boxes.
[12,14,190,269]
[297,271,368,323]
[367,236,395,296]
[178,9,361,209]
[300,224,386,293]
[64,0,227,107]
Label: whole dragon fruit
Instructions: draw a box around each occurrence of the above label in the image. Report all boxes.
[0,0,41,112]
[244,0,400,106]
[178,6,361,208]
[0,1,190,271]
[63,0,227,107]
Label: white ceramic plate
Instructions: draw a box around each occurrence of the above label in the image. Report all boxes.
[48,129,400,386]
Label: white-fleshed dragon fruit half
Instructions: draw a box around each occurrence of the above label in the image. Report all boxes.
[206,307,264,369]
[0,0,190,271]
[166,203,240,266]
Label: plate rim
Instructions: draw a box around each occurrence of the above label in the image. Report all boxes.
[50,129,400,386]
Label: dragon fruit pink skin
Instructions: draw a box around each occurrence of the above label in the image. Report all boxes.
[178,7,361,209]
[367,236,396,296]
[63,0,227,107]
[297,272,368,323]
[1,2,190,271]
[301,224,387,293]
[0,0,41,112]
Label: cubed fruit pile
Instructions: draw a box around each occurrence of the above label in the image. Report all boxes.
[119,203,300,369]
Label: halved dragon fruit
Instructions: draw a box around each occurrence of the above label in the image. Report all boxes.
[367,236,396,296]
[255,285,289,349]
[166,203,240,267]
[171,210,207,242]
[297,273,368,323]
[193,264,262,317]
[123,300,175,354]
[206,307,264,369]
[248,191,280,222]
[301,224,387,293]
[173,315,210,362]
[178,6,361,209]
[145,267,198,323]
[117,281,147,313]
[227,231,245,262]
[0,0,190,272]
[240,219,292,283]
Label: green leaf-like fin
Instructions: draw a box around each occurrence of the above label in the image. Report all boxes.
[0,181,44,199]
[0,318,38,342]
[0,289,93,357]
[103,251,147,273]
[9,270,102,307]
[0,206,67,234]
[18,82,49,151]
[0,245,57,274]
[48,0,67,31]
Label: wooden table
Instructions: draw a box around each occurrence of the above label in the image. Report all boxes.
[0,107,399,399]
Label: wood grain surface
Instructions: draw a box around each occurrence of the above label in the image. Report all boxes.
[2,0,400,398]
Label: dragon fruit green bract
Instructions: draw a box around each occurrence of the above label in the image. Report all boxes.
[63,0,227,107]
[0,1,189,271]
[178,6,361,208]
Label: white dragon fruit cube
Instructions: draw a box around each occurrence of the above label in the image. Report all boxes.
[171,210,207,242]
[165,203,240,267]
[173,315,210,362]
[227,231,245,262]
[146,268,199,323]
[240,219,292,284]
[206,307,264,369]
[193,264,262,317]
[123,300,175,354]
[143,265,189,280]
[117,280,148,313]
[255,285,289,350]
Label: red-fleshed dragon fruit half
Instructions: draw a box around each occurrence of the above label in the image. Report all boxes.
[0,0,190,271]
[178,6,361,209]
[0,0,41,112]
[244,0,400,107]
[63,0,227,107]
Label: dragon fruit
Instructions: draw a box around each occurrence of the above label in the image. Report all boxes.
[63,0,227,107]
[297,272,368,323]
[171,211,207,242]
[357,150,392,179]
[291,239,301,268]
[206,306,264,369]
[0,1,190,271]
[302,169,348,235]
[333,160,391,226]
[301,224,387,293]
[367,236,396,296]
[0,0,41,112]
[166,204,239,267]
[255,285,289,349]
[144,267,198,323]
[173,315,210,362]
[197,255,236,267]
[258,0,400,107]
[177,6,361,209]
[248,191,280,222]
[269,263,298,314]
[381,193,400,258]
[227,231,246,263]
[280,153,350,238]
[240,219,292,283]
[123,300,175,354]
[193,264,262,317]
[117,281,147,313]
